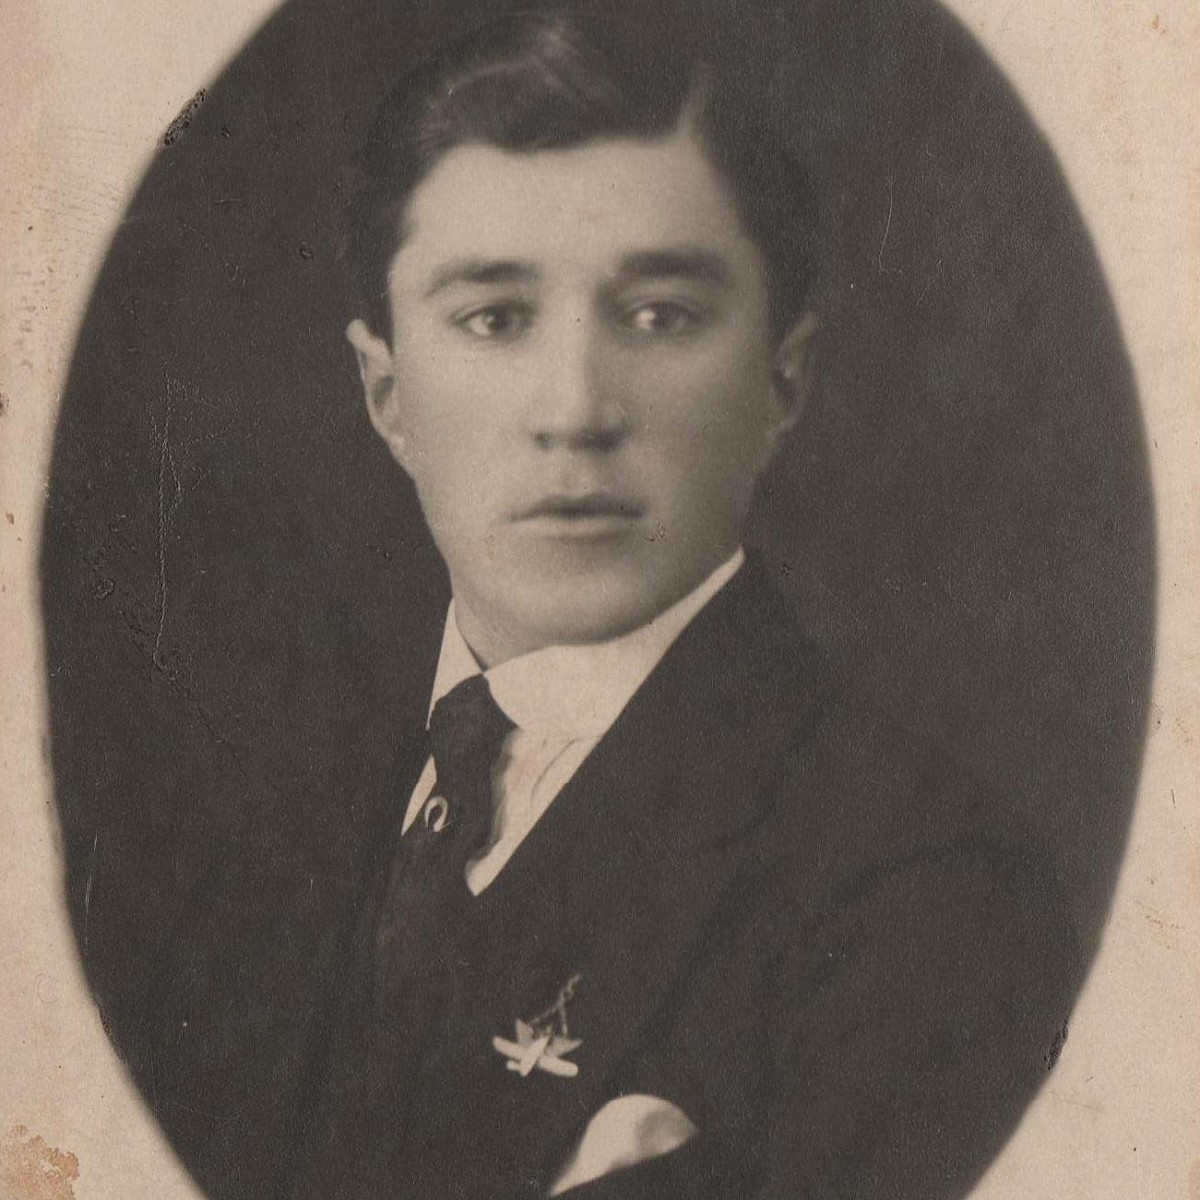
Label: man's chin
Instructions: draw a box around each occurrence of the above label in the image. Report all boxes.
[518,594,664,650]
[483,580,676,658]
[449,544,722,661]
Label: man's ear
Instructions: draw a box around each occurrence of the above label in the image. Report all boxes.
[346,318,409,465]
[764,311,820,456]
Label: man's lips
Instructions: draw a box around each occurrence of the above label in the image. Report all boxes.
[516,493,645,521]
[513,494,646,540]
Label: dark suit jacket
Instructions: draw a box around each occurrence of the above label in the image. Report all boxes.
[99,556,1082,1199]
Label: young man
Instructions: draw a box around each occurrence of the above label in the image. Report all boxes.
[272,9,1077,1198]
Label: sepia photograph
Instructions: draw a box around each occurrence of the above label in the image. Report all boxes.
[1,0,1196,1197]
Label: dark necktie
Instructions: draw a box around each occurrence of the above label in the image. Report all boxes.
[289,676,515,1199]
[374,673,515,994]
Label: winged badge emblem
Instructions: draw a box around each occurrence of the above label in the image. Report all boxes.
[492,973,583,1078]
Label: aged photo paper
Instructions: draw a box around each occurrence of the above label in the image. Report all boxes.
[1,0,1196,1197]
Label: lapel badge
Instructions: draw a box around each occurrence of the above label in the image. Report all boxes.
[492,973,583,1078]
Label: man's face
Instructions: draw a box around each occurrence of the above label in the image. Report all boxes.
[349,123,809,665]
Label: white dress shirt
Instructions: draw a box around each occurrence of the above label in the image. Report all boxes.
[402,549,745,894]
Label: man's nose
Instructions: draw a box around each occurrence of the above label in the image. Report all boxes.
[525,321,628,451]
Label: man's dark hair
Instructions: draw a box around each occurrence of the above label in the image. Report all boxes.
[338,3,817,340]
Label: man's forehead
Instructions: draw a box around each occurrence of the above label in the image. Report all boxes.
[388,127,760,292]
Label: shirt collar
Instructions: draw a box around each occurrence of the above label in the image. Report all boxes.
[427,548,745,739]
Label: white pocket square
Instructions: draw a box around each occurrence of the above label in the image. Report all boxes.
[549,1094,699,1195]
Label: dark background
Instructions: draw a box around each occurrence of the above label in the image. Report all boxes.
[40,0,1154,1181]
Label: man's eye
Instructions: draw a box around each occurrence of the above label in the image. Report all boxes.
[624,301,704,336]
[454,304,532,339]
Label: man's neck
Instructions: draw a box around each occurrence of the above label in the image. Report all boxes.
[428,549,747,737]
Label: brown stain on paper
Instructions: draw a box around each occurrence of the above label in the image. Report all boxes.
[1134,900,1182,951]
[1172,707,1197,748]
[0,1127,79,1200]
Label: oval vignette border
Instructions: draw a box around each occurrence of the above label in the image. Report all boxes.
[37,0,1156,1193]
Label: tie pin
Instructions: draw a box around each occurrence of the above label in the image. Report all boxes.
[423,795,450,832]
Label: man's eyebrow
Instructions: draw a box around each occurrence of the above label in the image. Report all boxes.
[613,248,735,289]
[422,259,539,299]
